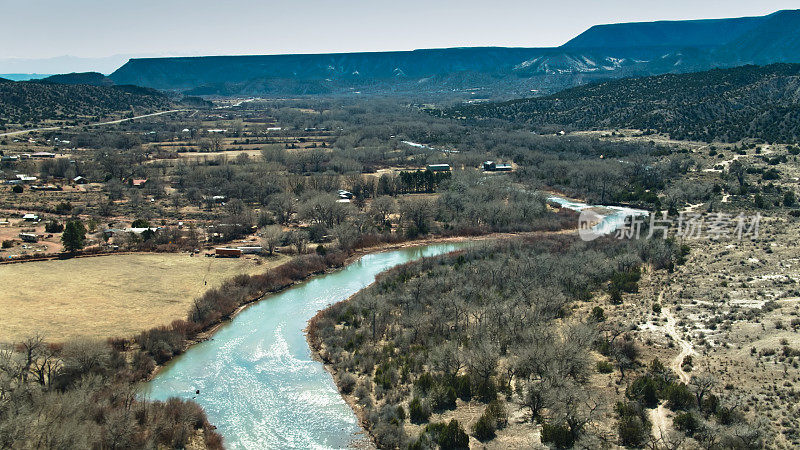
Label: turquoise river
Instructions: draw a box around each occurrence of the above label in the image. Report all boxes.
[143,243,467,449]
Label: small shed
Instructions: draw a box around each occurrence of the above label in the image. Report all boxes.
[427,164,451,172]
[131,179,148,188]
[73,176,88,184]
[19,233,38,243]
[103,228,125,238]
[22,213,39,221]
[124,227,160,235]
[483,161,512,172]
[16,174,37,182]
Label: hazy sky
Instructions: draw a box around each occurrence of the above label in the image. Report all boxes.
[2,0,797,59]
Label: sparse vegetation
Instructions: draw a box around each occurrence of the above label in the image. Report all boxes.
[447,64,800,143]
[0,335,222,448]
[309,235,680,446]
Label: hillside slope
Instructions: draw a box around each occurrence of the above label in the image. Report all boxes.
[443,64,800,143]
[37,72,114,86]
[714,10,800,65]
[0,81,174,126]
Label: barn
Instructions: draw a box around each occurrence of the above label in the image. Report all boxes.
[215,247,243,258]
[427,164,451,172]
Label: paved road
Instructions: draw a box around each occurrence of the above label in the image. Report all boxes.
[0,109,189,137]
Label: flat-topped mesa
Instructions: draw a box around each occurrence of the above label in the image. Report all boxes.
[106,10,800,97]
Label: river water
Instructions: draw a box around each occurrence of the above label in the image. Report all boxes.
[547,196,649,238]
[143,243,466,449]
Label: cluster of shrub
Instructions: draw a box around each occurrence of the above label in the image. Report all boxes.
[0,336,222,448]
[714,158,800,213]
[309,234,685,448]
[409,419,470,450]
[396,169,452,194]
[617,359,766,448]
[609,266,642,304]
[405,372,500,428]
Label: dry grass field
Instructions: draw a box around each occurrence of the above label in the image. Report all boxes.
[0,252,288,344]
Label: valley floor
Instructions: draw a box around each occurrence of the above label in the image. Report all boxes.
[0,252,287,343]
[630,217,800,448]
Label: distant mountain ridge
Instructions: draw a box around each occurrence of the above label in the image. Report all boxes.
[111,48,551,90]
[561,14,768,49]
[0,74,53,82]
[36,72,114,86]
[99,9,799,98]
[713,10,800,65]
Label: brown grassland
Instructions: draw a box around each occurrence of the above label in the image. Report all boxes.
[0,252,288,343]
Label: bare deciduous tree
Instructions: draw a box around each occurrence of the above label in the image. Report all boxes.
[259,225,284,256]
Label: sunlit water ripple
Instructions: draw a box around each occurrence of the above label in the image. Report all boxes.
[142,243,466,449]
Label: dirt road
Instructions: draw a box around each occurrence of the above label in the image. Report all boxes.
[0,109,188,137]
[702,144,773,173]
[650,289,696,441]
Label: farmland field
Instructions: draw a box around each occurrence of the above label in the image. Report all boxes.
[0,253,288,343]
